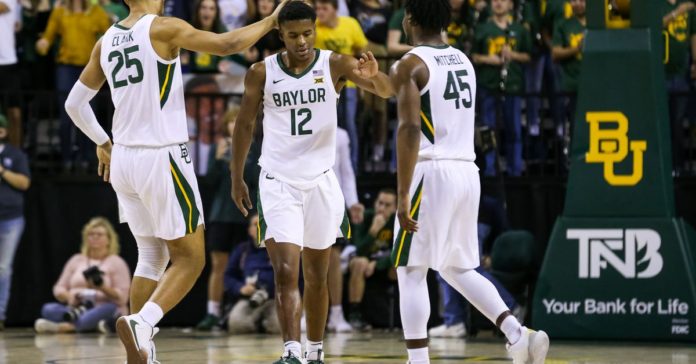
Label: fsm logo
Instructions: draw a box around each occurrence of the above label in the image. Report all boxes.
[568,229,663,279]
[586,112,647,186]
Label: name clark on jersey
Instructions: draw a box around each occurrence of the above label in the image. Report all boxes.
[434,53,465,66]
[272,87,327,108]
[112,32,134,47]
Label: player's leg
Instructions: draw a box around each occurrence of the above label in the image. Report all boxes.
[266,239,303,358]
[397,266,431,364]
[302,246,331,360]
[130,235,169,313]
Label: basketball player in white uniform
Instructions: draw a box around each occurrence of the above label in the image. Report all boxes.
[63,0,289,362]
[230,2,393,363]
[390,1,550,364]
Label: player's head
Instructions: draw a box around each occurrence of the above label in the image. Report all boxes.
[0,114,7,143]
[375,188,397,218]
[247,213,260,241]
[570,0,586,17]
[491,0,513,16]
[278,1,317,62]
[193,0,223,32]
[315,0,338,25]
[403,0,452,40]
[124,0,166,16]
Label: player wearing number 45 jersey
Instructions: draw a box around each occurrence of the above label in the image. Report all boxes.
[231,2,393,364]
[63,0,290,362]
[390,1,550,364]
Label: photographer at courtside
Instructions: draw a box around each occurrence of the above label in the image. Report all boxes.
[34,217,131,334]
[224,214,280,334]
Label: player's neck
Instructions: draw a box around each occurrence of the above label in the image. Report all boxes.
[411,33,446,48]
[281,50,317,72]
[127,3,160,19]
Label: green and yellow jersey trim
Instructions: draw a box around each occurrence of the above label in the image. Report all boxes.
[169,154,199,235]
[392,178,424,267]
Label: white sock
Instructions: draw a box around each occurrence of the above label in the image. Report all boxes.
[305,340,323,360]
[330,305,344,320]
[407,347,430,364]
[139,302,164,327]
[207,300,221,317]
[284,341,302,358]
[501,316,522,345]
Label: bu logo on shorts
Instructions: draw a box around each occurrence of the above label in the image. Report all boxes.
[179,144,191,164]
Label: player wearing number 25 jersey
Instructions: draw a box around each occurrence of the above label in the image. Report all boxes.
[63,0,286,362]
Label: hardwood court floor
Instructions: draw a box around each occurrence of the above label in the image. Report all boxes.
[1,328,695,363]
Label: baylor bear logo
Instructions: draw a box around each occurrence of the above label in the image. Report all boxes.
[585,112,647,186]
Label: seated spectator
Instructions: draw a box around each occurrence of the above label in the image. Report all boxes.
[35,0,110,171]
[348,188,398,331]
[34,217,131,334]
[224,214,280,334]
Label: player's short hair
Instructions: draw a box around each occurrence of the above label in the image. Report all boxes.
[314,0,338,9]
[278,1,317,25]
[379,188,397,197]
[404,0,452,33]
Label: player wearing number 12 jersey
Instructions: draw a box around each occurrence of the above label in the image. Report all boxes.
[390,1,549,364]
[230,2,393,363]
[63,0,289,362]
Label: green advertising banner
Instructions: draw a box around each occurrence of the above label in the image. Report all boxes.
[533,0,696,341]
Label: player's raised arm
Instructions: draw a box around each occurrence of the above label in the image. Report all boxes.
[332,51,394,98]
[151,0,288,56]
[390,55,425,233]
[230,62,266,216]
[64,40,112,181]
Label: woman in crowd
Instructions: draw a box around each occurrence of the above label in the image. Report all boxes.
[184,0,229,74]
[34,217,130,333]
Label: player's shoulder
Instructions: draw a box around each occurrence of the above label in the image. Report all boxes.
[245,60,267,85]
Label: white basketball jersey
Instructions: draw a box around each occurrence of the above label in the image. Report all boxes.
[100,14,188,147]
[406,45,477,161]
[258,49,339,187]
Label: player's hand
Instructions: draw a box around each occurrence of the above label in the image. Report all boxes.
[232,179,253,217]
[349,203,365,224]
[269,0,291,28]
[353,51,379,79]
[397,194,418,233]
[96,141,112,183]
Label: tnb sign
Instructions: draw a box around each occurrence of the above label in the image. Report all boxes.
[569,229,662,279]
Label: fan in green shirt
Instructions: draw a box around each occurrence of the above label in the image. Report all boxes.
[472,0,532,93]
[661,0,696,78]
[551,0,586,93]
[541,0,572,44]
[347,188,397,330]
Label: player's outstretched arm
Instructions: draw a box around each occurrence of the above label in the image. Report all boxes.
[64,40,112,181]
[332,52,394,98]
[152,0,288,56]
[230,62,266,217]
[390,55,424,233]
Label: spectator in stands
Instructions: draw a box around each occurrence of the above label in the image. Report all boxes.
[225,214,280,334]
[196,107,262,331]
[315,0,368,172]
[522,0,547,159]
[219,0,254,31]
[100,0,128,23]
[429,195,519,338]
[184,76,226,175]
[662,0,696,175]
[183,0,229,74]
[552,0,586,136]
[17,0,53,90]
[0,114,31,331]
[348,188,398,331]
[326,127,365,333]
[446,0,473,53]
[242,0,283,64]
[35,0,110,171]
[0,0,22,148]
[386,7,412,57]
[350,0,391,168]
[541,0,572,138]
[473,0,532,176]
[34,217,130,334]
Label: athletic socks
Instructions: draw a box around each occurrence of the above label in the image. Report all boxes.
[139,301,164,327]
[207,300,221,317]
[284,341,302,358]
[305,340,323,360]
[501,315,522,345]
[407,347,430,364]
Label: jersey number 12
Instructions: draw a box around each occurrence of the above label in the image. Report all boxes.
[109,45,144,89]
[443,70,472,109]
[291,108,312,136]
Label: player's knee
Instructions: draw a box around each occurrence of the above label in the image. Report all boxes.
[133,236,170,281]
[274,262,298,287]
